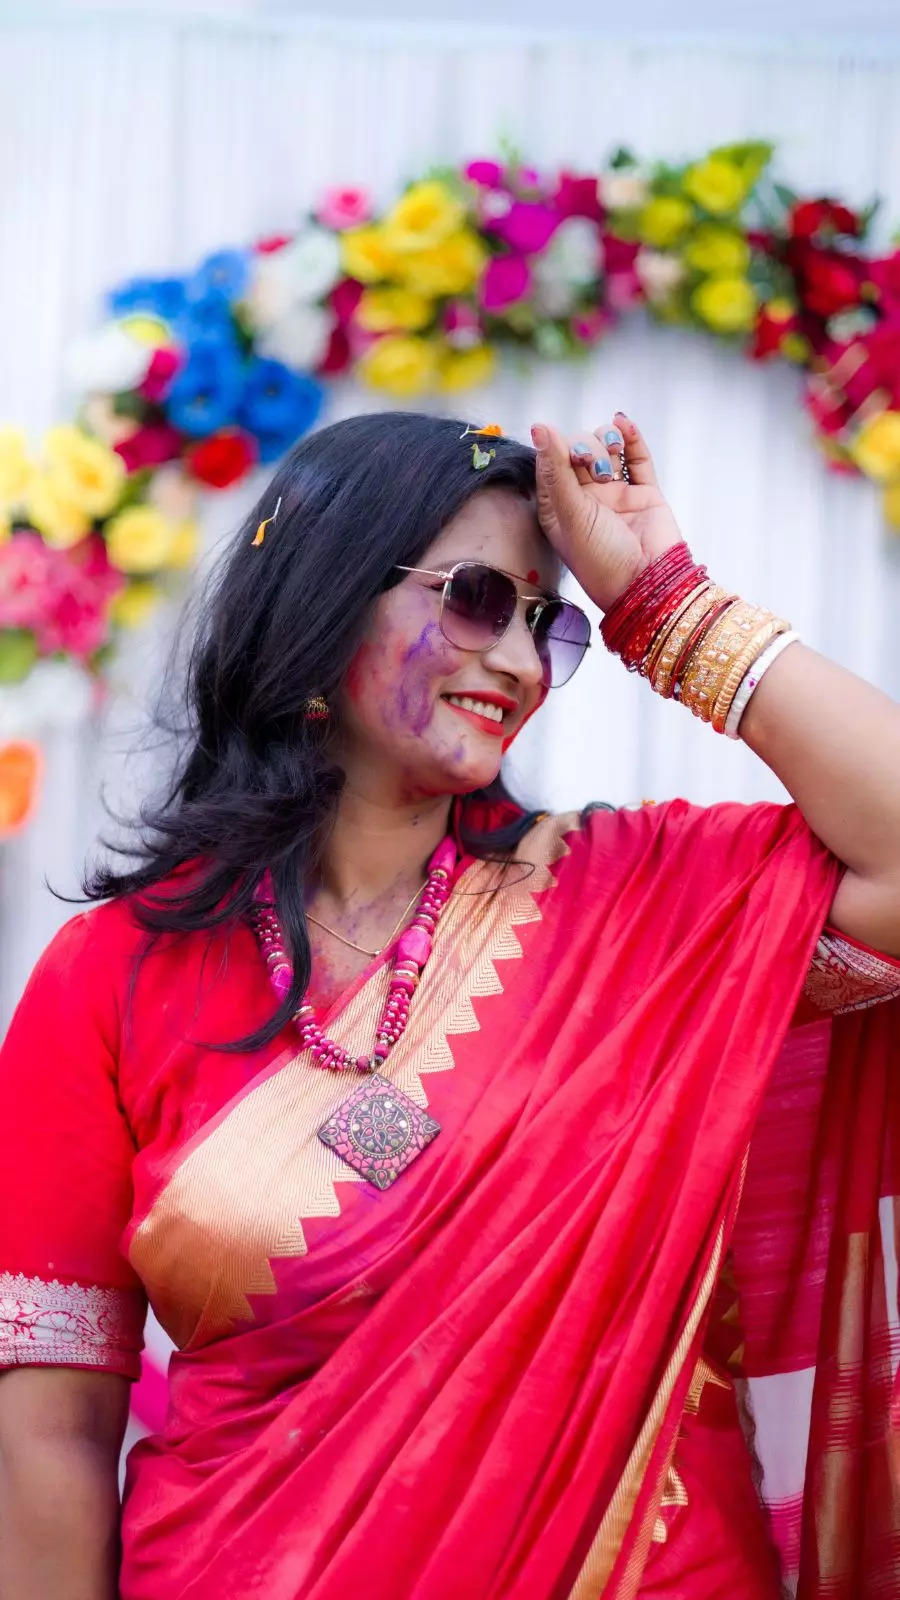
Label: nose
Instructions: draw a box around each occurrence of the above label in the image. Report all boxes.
[481,600,546,689]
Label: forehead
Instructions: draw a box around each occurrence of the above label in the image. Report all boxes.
[424,487,559,588]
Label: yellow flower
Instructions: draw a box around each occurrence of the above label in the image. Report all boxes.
[0,427,32,509]
[764,296,796,322]
[340,226,400,285]
[105,506,177,574]
[690,275,758,333]
[382,181,465,251]
[394,230,487,296]
[167,519,199,570]
[118,313,176,348]
[0,511,10,545]
[683,158,748,216]
[884,478,900,531]
[636,196,694,249]
[25,473,92,547]
[356,287,434,333]
[849,410,900,483]
[357,335,438,398]
[780,332,812,364]
[682,224,750,276]
[43,425,124,517]
[110,580,163,630]
[438,344,497,393]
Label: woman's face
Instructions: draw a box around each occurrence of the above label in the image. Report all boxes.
[334,488,560,804]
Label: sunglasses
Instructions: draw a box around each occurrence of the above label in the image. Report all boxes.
[394,561,592,688]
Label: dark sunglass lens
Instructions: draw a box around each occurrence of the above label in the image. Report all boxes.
[532,600,591,687]
[441,564,517,651]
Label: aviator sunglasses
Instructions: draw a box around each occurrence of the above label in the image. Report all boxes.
[394,561,592,688]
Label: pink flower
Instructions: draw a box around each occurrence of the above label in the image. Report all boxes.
[329,277,365,323]
[138,347,182,403]
[464,160,505,189]
[443,300,483,348]
[554,173,604,223]
[315,186,373,231]
[486,202,560,255]
[570,309,614,345]
[867,250,900,312]
[255,235,293,254]
[115,424,183,474]
[0,532,122,662]
[479,255,531,312]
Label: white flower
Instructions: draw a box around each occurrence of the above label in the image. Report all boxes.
[532,217,602,316]
[635,247,687,301]
[256,304,333,372]
[65,322,151,395]
[480,190,513,222]
[285,226,342,300]
[826,307,878,343]
[599,172,650,211]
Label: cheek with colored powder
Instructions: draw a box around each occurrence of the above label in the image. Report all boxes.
[391,621,456,736]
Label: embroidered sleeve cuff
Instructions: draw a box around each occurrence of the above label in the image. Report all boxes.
[0,1272,144,1379]
[803,927,900,1015]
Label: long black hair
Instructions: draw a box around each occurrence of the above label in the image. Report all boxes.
[84,411,544,1049]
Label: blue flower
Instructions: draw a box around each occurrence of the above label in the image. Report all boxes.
[176,297,241,351]
[164,343,245,437]
[107,275,187,322]
[187,249,250,306]
[238,359,323,461]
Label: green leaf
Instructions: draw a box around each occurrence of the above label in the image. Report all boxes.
[0,629,39,684]
[608,146,638,171]
[712,141,774,184]
[773,182,799,211]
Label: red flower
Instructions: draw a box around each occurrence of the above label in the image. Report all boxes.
[748,305,798,362]
[554,172,604,223]
[115,423,183,474]
[185,428,258,489]
[793,247,863,318]
[255,234,293,254]
[138,347,182,403]
[867,250,900,311]
[329,278,364,324]
[316,324,352,377]
[789,199,862,240]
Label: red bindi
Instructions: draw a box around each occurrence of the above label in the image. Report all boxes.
[526,569,540,584]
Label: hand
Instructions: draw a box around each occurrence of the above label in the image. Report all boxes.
[531,413,685,612]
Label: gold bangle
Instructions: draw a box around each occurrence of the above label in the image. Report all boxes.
[641,580,712,682]
[649,584,730,699]
[711,618,791,732]
[681,600,785,722]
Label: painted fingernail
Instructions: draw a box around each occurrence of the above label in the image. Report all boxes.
[593,458,614,480]
[572,441,593,457]
[530,424,549,449]
[604,428,625,448]
[614,411,630,424]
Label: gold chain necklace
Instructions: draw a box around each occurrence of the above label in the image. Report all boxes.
[306,880,426,958]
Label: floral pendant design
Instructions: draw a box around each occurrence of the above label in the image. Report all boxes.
[318,1072,441,1190]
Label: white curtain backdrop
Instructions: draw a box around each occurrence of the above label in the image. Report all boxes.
[2,9,900,1026]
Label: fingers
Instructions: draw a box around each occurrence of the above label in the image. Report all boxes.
[531,423,591,525]
[613,411,659,488]
[570,436,614,484]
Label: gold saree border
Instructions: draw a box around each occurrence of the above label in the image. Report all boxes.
[129,813,577,1348]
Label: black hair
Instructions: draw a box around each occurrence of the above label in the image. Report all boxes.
[84,411,544,1050]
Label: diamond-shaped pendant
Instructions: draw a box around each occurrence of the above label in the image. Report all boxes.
[318,1072,441,1190]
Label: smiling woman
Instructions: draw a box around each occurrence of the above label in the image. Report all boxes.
[1,410,899,1600]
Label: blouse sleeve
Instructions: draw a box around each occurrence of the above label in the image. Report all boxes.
[0,911,146,1378]
[801,924,900,1014]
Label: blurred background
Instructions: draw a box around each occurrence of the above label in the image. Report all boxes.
[2,0,900,1029]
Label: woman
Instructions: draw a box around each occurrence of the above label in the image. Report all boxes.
[1,409,899,1600]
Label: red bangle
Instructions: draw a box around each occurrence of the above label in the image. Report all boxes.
[601,543,695,653]
[620,567,711,673]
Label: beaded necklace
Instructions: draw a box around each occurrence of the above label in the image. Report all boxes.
[249,834,457,1189]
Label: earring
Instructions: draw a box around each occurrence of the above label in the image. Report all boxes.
[303,695,330,722]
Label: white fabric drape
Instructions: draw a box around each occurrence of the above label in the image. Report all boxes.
[2,10,900,1026]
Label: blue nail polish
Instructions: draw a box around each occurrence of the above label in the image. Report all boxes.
[572,441,593,456]
[593,458,613,480]
[604,428,624,447]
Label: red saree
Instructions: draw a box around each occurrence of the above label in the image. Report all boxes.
[1,797,899,1598]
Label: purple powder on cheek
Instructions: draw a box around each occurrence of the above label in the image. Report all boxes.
[392,622,450,736]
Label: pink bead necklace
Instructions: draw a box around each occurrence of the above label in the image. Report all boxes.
[248,834,457,1189]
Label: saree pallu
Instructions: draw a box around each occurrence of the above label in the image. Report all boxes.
[1,797,898,1597]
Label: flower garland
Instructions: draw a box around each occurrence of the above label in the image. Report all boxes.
[1,139,899,832]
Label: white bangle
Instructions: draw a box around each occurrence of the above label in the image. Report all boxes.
[724,630,801,739]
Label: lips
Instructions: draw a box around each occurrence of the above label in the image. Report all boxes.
[441,692,516,740]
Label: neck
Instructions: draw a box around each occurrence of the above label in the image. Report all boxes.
[311,786,454,912]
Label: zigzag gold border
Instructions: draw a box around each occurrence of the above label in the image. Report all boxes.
[130,813,576,1348]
